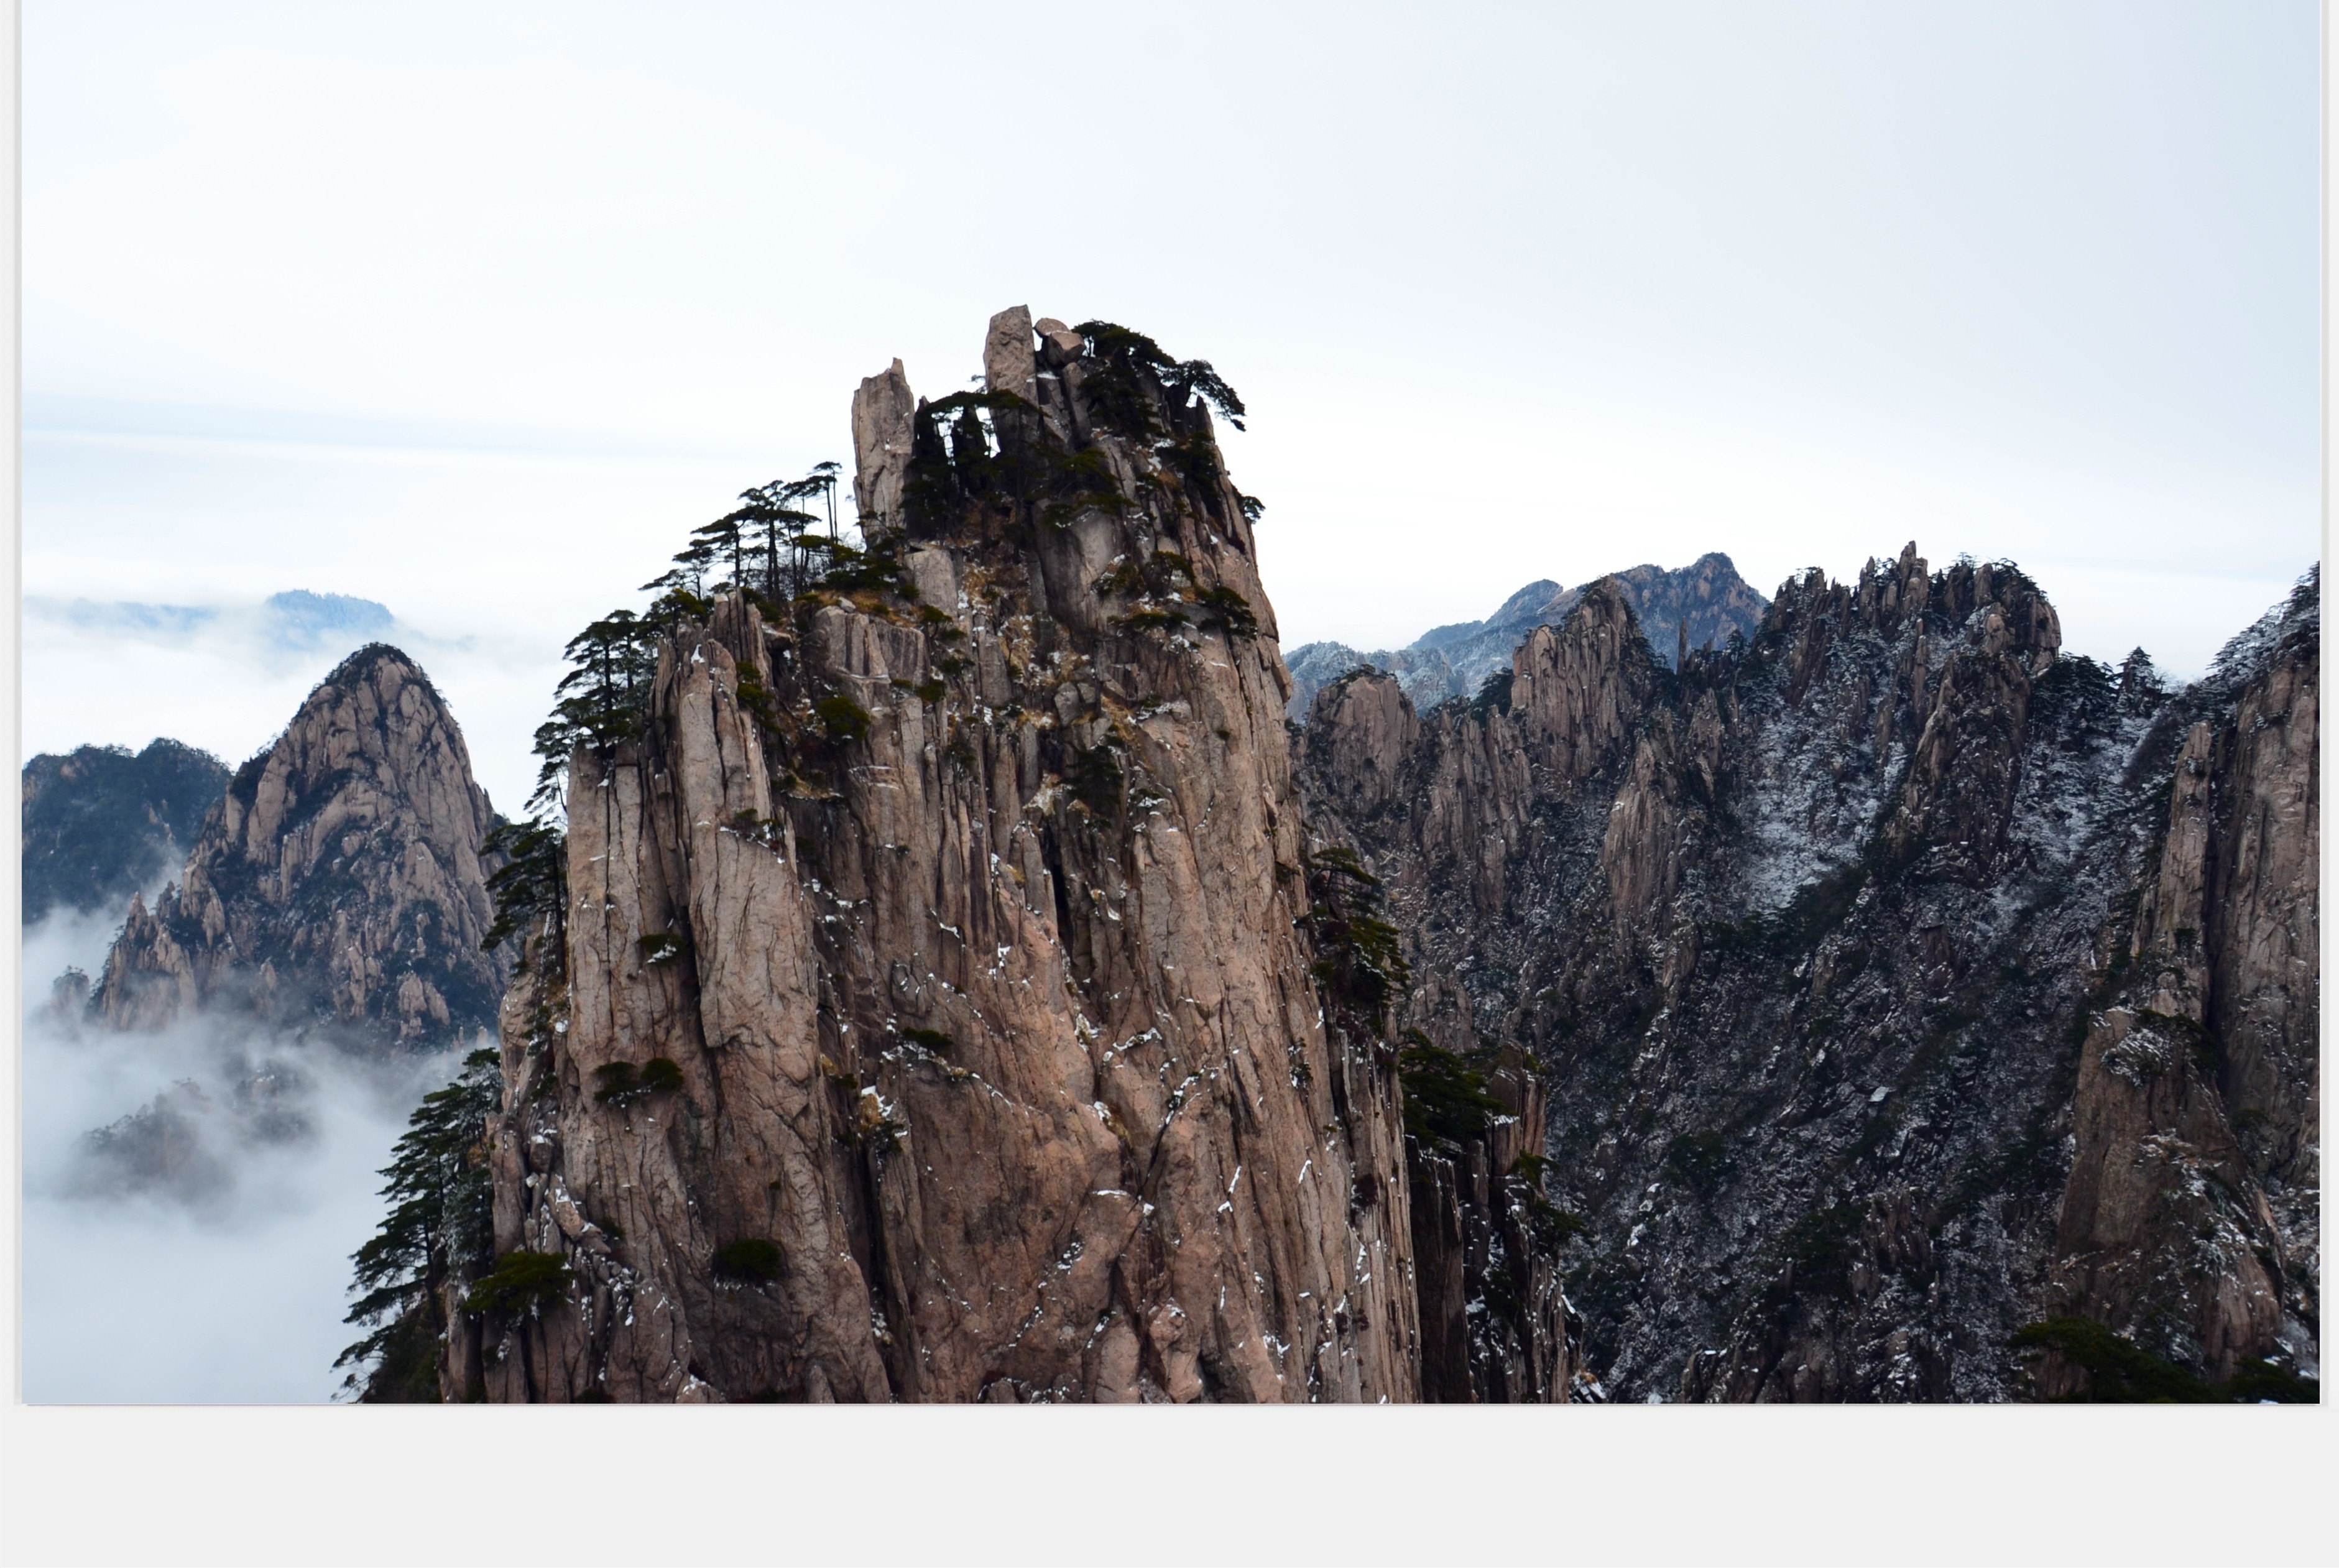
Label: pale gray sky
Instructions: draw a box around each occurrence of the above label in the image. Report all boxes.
[21,1,2320,810]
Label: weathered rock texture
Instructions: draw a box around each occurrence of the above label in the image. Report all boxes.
[1406,1045,1572,1402]
[2044,576,2320,1391]
[90,644,507,1050]
[1302,549,2319,1401]
[1284,553,1768,721]
[466,311,1561,1402]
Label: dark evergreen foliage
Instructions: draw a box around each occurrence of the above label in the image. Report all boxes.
[1304,847,1411,1018]
[1468,670,1514,716]
[2009,1317,2225,1402]
[528,463,856,817]
[480,818,567,965]
[592,1056,685,1107]
[814,693,871,744]
[1396,1035,1503,1148]
[526,611,662,813]
[713,1238,784,1283]
[461,1250,574,1316]
[898,389,1135,538]
[335,1046,500,1401]
[1193,584,1260,638]
[1070,321,1247,436]
[1067,743,1125,814]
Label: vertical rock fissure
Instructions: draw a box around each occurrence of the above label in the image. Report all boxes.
[469,308,1439,1402]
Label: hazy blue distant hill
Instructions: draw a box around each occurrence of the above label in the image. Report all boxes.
[261,591,395,649]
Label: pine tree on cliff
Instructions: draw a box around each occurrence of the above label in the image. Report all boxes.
[732,481,819,602]
[640,538,719,628]
[481,817,568,963]
[767,458,841,546]
[688,505,756,593]
[335,1046,499,1401]
[1071,321,1247,436]
[807,458,841,539]
[528,611,659,811]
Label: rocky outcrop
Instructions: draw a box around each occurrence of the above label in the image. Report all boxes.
[1303,668,1421,814]
[1510,580,1664,784]
[2202,604,2320,1190]
[1302,543,2320,1402]
[89,644,507,1051]
[1875,560,2062,884]
[47,967,92,1020]
[2047,1008,2284,1384]
[849,359,916,537]
[1407,1045,1571,1402]
[466,309,1469,1403]
[21,739,228,922]
[1283,553,1768,720]
[2044,573,2318,1393]
[76,1081,226,1197]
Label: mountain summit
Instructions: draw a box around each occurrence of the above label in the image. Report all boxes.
[91,643,507,1049]
[385,308,1562,1403]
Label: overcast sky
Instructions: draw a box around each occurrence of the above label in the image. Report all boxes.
[22,1,2320,811]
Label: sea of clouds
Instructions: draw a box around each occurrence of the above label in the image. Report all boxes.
[19,898,473,1404]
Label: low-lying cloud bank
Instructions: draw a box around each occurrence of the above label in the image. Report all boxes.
[21,908,469,1403]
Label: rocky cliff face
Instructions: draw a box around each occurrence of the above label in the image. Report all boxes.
[457,310,1561,1403]
[1404,1043,1575,1401]
[89,644,507,1051]
[1284,553,1768,721]
[2042,576,2319,1393]
[21,739,229,923]
[1301,548,2318,1401]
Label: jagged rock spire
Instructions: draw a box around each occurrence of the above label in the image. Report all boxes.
[850,359,916,542]
[468,309,1439,1403]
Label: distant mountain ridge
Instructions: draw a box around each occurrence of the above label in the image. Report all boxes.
[1283,552,1768,720]
[21,739,231,923]
[1298,548,2320,1402]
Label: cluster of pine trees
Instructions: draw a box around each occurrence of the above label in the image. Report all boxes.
[333,1047,499,1401]
[527,462,846,814]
